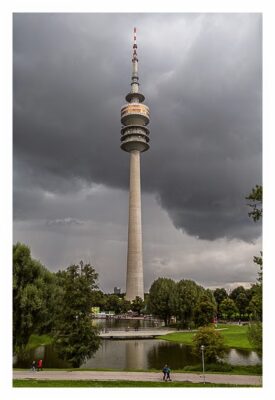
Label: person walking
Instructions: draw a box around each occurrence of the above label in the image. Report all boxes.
[166,366,172,381]
[162,364,168,381]
[37,359,43,371]
[31,360,36,372]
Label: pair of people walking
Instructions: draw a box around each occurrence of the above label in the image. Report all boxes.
[162,364,172,381]
[31,359,43,371]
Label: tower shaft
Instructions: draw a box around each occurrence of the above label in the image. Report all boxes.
[121,28,150,301]
[126,150,144,300]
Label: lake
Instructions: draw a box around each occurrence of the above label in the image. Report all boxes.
[14,338,261,370]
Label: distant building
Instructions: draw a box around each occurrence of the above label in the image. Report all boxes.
[114,286,121,295]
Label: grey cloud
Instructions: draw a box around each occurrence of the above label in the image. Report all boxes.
[13,193,261,292]
[13,13,262,242]
[46,217,84,226]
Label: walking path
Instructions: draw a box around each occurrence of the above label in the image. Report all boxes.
[100,328,176,339]
[13,370,261,386]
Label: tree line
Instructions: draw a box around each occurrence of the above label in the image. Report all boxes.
[13,185,262,365]
[146,277,261,328]
[13,243,147,366]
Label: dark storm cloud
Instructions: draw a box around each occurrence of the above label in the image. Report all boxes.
[13,13,262,241]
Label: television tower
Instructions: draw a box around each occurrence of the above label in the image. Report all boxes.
[121,28,150,301]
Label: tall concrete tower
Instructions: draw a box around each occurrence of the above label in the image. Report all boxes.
[121,28,150,301]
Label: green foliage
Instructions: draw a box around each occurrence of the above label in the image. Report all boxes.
[254,252,263,284]
[159,324,253,350]
[90,290,106,310]
[13,243,57,351]
[229,286,250,318]
[245,186,262,321]
[213,288,228,318]
[120,298,131,313]
[26,334,53,350]
[174,280,205,327]
[147,278,176,325]
[131,296,145,315]
[54,262,101,367]
[55,317,100,368]
[105,294,122,314]
[219,298,238,320]
[248,288,262,321]
[192,326,226,362]
[194,297,216,327]
[247,322,262,355]
[246,184,262,222]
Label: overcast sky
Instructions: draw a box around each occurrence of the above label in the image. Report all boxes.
[13,13,262,293]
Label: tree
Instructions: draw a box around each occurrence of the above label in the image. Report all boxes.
[174,280,205,328]
[246,185,262,351]
[194,297,217,327]
[247,285,262,321]
[246,185,263,300]
[213,288,228,305]
[90,290,106,310]
[192,326,226,362]
[246,184,262,222]
[147,278,176,326]
[105,294,122,314]
[219,298,238,320]
[54,262,101,367]
[229,286,250,319]
[247,321,262,355]
[204,288,217,305]
[120,298,131,314]
[213,288,228,319]
[131,296,145,315]
[13,242,57,352]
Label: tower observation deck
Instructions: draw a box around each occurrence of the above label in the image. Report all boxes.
[121,28,150,301]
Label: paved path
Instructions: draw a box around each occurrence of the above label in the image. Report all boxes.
[100,329,176,339]
[13,370,261,386]
[99,328,229,339]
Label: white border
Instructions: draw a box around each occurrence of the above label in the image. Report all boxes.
[1,1,273,400]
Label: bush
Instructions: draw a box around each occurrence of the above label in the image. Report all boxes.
[247,322,262,355]
[192,325,226,362]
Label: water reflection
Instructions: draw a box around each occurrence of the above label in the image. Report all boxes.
[80,339,261,370]
[147,341,200,370]
[224,348,262,365]
[14,344,70,369]
[14,339,262,370]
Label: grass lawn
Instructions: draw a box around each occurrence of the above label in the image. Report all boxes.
[157,324,253,350]
[13,379,259,388]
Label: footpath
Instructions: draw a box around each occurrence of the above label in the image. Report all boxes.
[13,370,262,386]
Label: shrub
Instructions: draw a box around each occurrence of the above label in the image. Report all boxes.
[247,322,262,355]
[192,325,226,362]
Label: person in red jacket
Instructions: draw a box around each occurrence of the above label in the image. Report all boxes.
[37,359,43,371]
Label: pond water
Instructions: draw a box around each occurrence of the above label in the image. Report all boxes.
[13,319,261,369]
[14,338,261,370]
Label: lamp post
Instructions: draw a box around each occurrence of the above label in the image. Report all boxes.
[200,345,205,384]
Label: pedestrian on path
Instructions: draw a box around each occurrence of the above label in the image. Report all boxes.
[166,366,172,381]
[31,360,36,372]
[37,359,43,371]
[162,364,171,381]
